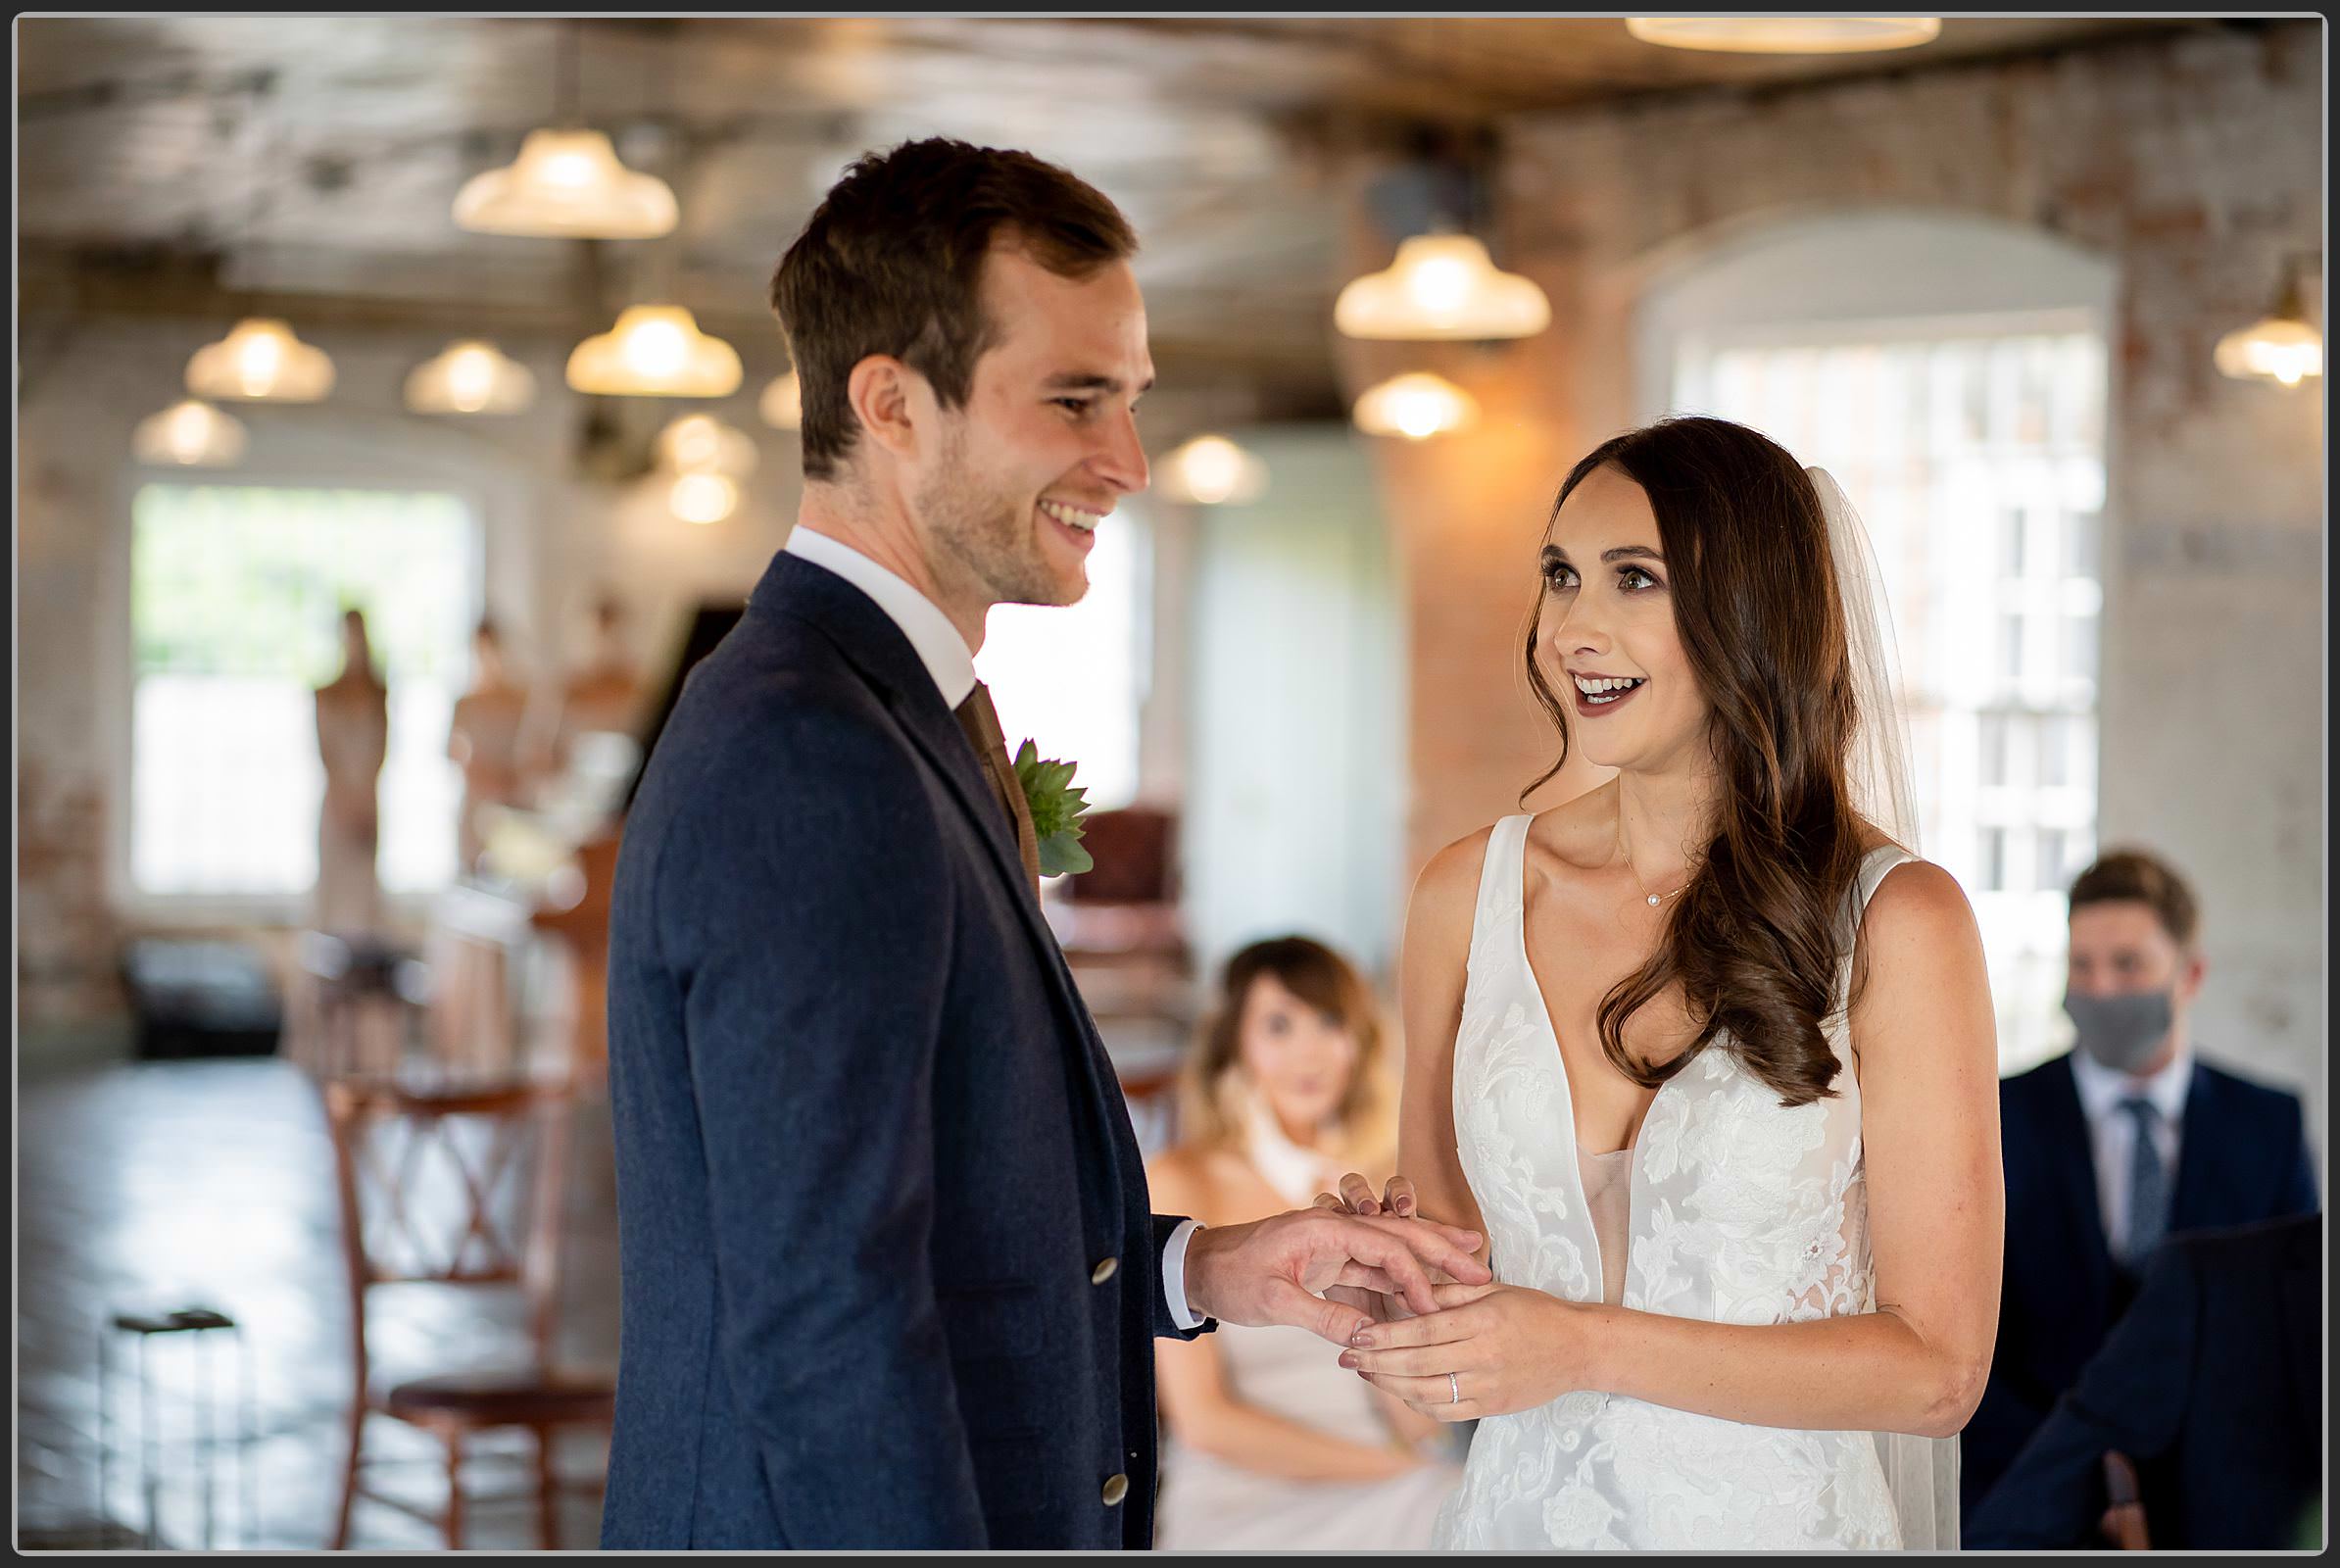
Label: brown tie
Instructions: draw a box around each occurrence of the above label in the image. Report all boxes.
[953,681,1042,890]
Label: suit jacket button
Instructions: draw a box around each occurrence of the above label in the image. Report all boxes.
[1091,1256,1118,1285]
[1101,1473,1130,1507]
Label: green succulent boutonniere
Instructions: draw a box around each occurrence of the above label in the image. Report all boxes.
[1011,739,1094,877]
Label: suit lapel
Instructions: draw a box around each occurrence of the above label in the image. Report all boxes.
[2039,1055,2117,1317]
[752,554,1136,1200]
[2168,1061,2227,1231]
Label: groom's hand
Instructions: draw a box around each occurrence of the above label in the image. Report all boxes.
[1183,1206,1491,1346]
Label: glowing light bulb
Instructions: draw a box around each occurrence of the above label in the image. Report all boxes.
[1161,434,1269,505]
[1352,371,1480,440]
[670,471,739,525]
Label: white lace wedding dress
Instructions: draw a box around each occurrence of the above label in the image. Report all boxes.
[1434,814,1912,1550]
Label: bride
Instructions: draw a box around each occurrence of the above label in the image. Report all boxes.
[1324,416,2002,1549]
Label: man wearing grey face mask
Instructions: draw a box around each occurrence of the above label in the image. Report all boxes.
[1962,848,2319,1517]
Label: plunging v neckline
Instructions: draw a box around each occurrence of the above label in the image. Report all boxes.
[1512,827,1682,1307]
[1515,830,1677,1157]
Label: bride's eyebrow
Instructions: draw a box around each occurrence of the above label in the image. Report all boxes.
[1542,545,1666,565]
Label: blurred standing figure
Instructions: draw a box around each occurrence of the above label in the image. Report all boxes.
[1150,937,1463,1550]
[522,593,646,779]
[314,608,389,935]
[1965,848,2319,1513]
[446,617,531,872]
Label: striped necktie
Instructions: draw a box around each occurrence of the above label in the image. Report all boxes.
[2119,1096,2170,1269]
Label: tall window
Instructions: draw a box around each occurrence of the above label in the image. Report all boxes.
[975,507,1150,811]
[1671,328,2107,1070]
[130,484,477,902]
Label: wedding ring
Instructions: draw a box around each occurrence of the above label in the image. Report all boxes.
[1448,1372,1461,1405]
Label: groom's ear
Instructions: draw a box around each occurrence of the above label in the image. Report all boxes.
[846,354,929,465]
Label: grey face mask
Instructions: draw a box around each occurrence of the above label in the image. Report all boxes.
[2064,987,2176,1075]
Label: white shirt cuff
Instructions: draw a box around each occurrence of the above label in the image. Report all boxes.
[1162,1218,1207,1331]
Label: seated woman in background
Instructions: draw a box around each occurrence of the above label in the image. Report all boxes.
[1149,936,1464,1550]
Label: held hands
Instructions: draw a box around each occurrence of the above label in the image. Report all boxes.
[1315,1170,1603,1421]
[1181,1204,1491,1348]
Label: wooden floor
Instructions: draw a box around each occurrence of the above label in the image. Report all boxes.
[16,1021,1185,1551]
[16,1050,617,1550]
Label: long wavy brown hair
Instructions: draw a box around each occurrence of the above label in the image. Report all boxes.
[1177,936,1398,1169]
[1523,416,1873,1107]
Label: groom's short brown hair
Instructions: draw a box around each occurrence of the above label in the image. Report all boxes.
[768,137,1138,482]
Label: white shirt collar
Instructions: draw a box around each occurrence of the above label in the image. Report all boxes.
[2071,1035,2195,1127]
[783,526,977,710]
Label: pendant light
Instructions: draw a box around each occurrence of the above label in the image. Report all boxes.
[452,24,677,240]
[1336,233,1550,342]
[668,471,740,526]
[567,305,741,398]
[1158,434,1269,505]
[1353,371,1480,440]
[1625,18,1942,53]
[183,83,335,404]
[185,317,336,403]
[758,370,803,430]
[406,340,537,415]
[2216,256,2323,388]
[133,399,249,467]
[657,412,757,475]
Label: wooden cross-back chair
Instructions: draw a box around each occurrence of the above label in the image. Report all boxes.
[319,1074,612,1549]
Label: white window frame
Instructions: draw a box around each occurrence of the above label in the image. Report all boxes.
[1634,209,2121,1074]
[103,413,536,927]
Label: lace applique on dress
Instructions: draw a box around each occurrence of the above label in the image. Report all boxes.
[1433,816,1910,1550]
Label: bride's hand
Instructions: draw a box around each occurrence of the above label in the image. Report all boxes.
[1337,1281,1596,1421]
[1314,1172,1434,1320]
[1313,1170,1418,1220]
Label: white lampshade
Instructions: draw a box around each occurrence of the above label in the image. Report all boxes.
[566,305,742,398]
[1625,17,1941,53]
[669,470,740,526]
[1353,371,1480,440]
[185,318,336,403]
[1335,233,1551,342]
[758,370,803,430]
[658,413,758,475]
[405,340,537,415]
[133,398,248,466]
[1158,434,1269,505]
[453,127,679,240]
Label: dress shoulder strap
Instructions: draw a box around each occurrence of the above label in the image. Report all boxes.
[1854,841,1919,912]
[1471,814,1534,925]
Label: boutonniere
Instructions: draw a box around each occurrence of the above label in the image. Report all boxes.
[1011,740,1095,877]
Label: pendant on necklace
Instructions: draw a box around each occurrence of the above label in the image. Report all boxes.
[1647,893,1662,906]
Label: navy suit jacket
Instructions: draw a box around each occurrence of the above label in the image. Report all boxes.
[1964,1051,2318,1512]
[599,551,1205,1549]
[1967,1213,2321,1549]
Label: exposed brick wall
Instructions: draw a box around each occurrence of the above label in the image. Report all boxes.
[16,760,124,1024]
[1344,20,2325,1132]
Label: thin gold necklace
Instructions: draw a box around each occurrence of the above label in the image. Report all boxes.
[1614,811,1690,907]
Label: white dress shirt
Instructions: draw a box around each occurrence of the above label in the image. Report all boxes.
[781,526,1208,1331]
[2068,1040,2193,1253]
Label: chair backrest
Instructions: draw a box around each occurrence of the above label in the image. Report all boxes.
[1058,808,1179,905]
[318,1073,575,1391]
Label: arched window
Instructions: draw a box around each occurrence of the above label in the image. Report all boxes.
[1640,210,2118,1073]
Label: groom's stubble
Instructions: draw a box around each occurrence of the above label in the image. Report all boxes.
[916,416,1088,612]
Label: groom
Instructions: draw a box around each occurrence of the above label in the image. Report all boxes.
[598,138,1487,1550]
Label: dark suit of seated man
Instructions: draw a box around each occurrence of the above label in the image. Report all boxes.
[1967,1212,2320,1549]
[1963,850,2320,1513]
